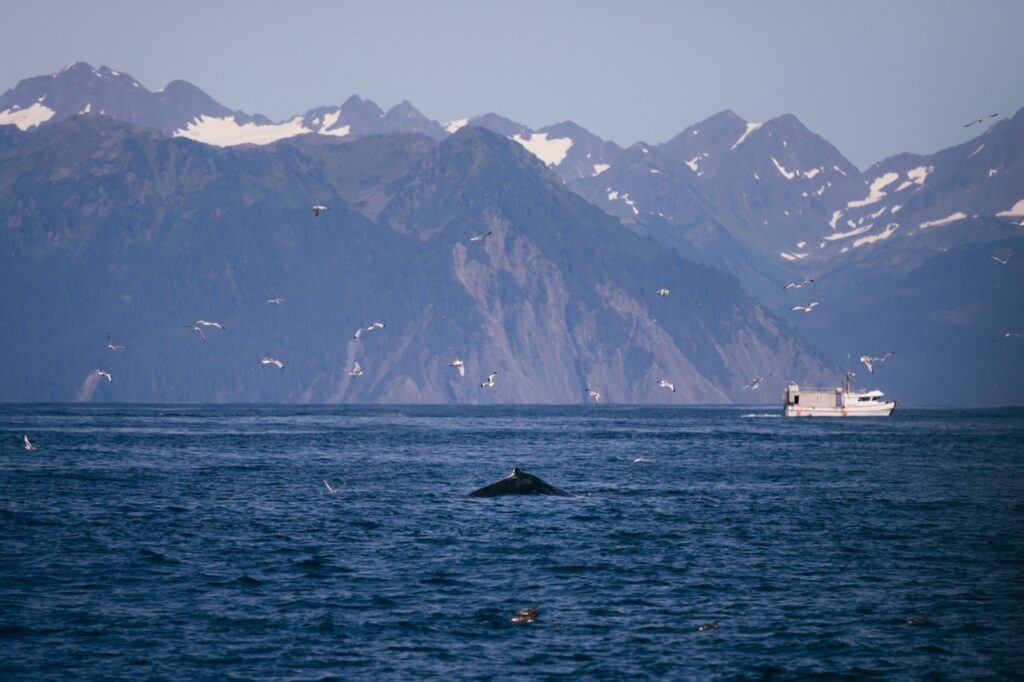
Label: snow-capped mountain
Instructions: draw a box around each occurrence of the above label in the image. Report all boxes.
[0,62,447,146]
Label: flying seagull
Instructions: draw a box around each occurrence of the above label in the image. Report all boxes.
[94,369,112,382]
[860,352,895,374]
[194,320,225,331]
[585,387,602,404]
[657,379,676,393]
[992,331,1022,341]
[265,298,285,305]
[260,357,284,369]
[631,456,654,465]
[791,302,819,313]
[480,371,498,388]
[323,480,345,494]
[991,250,1015,265]
[784,278,814,290]
[106,333,126,351]
[743,373,772,390]
[312,205,328,217]
[354,322,385,339]
[449,358,465,377]
[350,361,364,377]
[657,288,670,297]
[469,230,492,242]
[964,114,998,128]
[23,434,36,451]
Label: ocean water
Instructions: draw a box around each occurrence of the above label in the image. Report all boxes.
[1,405,1023,679]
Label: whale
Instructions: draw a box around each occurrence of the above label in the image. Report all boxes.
[468,467,574,497]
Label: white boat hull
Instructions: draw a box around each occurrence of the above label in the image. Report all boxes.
[784,402,896,418]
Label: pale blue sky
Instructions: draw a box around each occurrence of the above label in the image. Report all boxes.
[2,0,1022,168]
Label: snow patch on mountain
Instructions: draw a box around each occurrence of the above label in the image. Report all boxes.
[847,172,899,208]
[79,103,92,115]
[918,212,966,230]
[445,118,469,134]
[772,157,796,179]
[802,167,822,179]
[895,165,932,192]
[853,222,899,248]
[174,115,311,147]
[731,121,762,150]
[988,168,998,177]
[592,163,610,177]
[829,210,843,230]
[0,102,56,130]
[969,143,985,158]
[825,224,873,241]
[780,251,809,261]
[511,132,573,166]
[996,199,1024,217]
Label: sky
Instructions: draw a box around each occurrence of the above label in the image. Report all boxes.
[1,0,1022,169]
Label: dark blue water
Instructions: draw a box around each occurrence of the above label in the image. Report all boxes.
[2,406,1023,679]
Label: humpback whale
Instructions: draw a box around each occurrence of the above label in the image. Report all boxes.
[468,468,574,498]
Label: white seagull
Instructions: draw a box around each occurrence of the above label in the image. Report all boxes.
[791,302,819,313]
[323,480,345,494]
[312,204,329,217]
[991,250,1015,265]
[657,288,670,297]
[183,324,206,341]
[585,387,602,404]
[631,456,654,465]
[449,358,465,377]
[860,352,895,374]
[993,331,1022,341]
[784,279,814,290]
[106,333,126,351]
[23,434,36,451]
[95,369,112,382]
[481,371,498,388]
[743,373,772,390]
[354,322,385,339]
[194,320,225,331]
[469,230,492,242]
[260,357,284,369]
[265,298,286,305]
[964,113,998,128]
[657,379,676,393]
[350,361,364,377]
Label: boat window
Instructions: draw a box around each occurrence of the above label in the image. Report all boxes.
[793,395,799,404]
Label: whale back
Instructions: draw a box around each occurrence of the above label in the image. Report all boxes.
[468,468,573,498]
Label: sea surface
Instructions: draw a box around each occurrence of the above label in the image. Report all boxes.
[1,405,1023,679]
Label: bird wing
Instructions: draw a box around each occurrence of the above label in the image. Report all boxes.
[458,365,465,377]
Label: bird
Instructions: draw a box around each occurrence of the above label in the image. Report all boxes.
[791,302,819,313]
[657,379,676,393]
[94,369,112,382]
[907,613,929,625]
[323,480,345,495]
[631,456,654,465]
[354,322,385,339]
[860,352,895,374]
[350,361,364,377]
[698,620,721,632]
[784,278,814,290]
[511,606,538,624]
[194,320,225,331]
[991,250,1015,265]
[449,358,465,377]
[469,230,492,242]
[265,298,285,305]
[183,324,206,341]
[964,114,998,128]
[105,333,126,351]
[744,373,772,390]
[992,331,1022,341]
[312,204,328,217]
[657,288,670,297]
[585,387,602,403]
[480,371,498,388]
[260,357,284,369]
[23,434,36,451]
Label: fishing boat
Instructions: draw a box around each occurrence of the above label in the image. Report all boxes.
[783,374,895,417]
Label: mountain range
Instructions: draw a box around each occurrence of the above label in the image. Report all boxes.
[1,63,1021,404]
